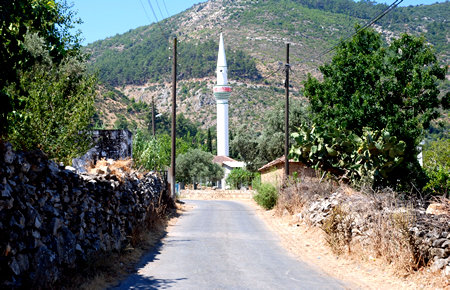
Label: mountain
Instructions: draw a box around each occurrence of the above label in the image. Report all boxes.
[85,0,450,131]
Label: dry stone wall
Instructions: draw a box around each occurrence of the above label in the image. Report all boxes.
[0,142,169,288]
[295,191,450,276]
[72,129,133,173]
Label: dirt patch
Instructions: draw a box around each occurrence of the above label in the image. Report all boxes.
[247,200,449,289]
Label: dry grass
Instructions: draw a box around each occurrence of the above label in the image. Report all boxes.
[275,176,449,283]
[321,206,354,255]
[275,176,337,216]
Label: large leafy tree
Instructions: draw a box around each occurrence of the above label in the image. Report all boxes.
[303,28,447,189]
[175,149,224,184]
[1,0,96,163]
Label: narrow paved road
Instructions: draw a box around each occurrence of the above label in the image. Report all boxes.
[113,200,345,289]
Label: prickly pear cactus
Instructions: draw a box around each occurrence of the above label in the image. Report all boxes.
[290,124,405,186]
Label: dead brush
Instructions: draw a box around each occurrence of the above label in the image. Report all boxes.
[275,176,337,216]
[366,189,422,273]
[321,205,354,255]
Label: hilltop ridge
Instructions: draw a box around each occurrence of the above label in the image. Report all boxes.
[86,0,449,130]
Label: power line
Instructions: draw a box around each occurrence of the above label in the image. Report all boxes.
[162,0,170,18]
[146,0,170,40]
[317,0,403,58]
[292,0,403,67]
[138,0,152,24]
[155,0,166,20]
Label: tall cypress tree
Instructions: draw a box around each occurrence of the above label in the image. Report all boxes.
[207,128,213,153]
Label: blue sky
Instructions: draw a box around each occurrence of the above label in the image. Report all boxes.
[71,0,448,45]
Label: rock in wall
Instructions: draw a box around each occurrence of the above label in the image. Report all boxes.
[295,190,450,276]
[0,142,169,288]
[72,129,133,173]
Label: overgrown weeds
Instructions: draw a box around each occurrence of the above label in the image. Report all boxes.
[275,176,337,216]
[275,176,447,276]
[321,206,354,255]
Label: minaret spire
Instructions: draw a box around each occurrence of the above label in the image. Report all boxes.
[213,33,232,157]
[217,33,228,85]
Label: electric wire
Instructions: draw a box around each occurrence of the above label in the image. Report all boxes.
[290,0,403,71]
[162,0,170,18]
[155,0,166,20]
[138,0,152,25]
[317,0,403,59]
[146,0,169,40]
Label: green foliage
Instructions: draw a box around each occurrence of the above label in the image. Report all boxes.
[422,138,450,196]
[226,168,256,189]
[302,29,447,190]
[257,99,310,163]
[290,125,406,187]
[206,128,213,153]
[230,126,262,172]
[1,1,96,164]
[176,148,224,184]
[114,114,130,130]
[253,183,278,210]
[133,130,169,171]
[231,99,310,171]
[132,129,198,172]
[1,0,83,136]
[88,36,260,86]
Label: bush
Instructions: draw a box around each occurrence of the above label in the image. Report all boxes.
[423,138,449,197]
[254,183,278,210]
[226,168,256,189]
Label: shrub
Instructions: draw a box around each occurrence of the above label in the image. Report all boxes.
[423,138,450,197]
[253,183,278,210]
[226,168,256,189]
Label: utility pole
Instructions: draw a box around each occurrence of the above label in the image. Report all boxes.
[171,38,177,199]
[152,96,156,137]
[284,43,290,180]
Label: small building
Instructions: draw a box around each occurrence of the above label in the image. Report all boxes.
[258,156,315,188]
[72,129,133,172]
[213,156,245,189]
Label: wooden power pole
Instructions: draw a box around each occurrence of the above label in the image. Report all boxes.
[284,43,290,180]
[152,96,156,137]
[171,38,177,199]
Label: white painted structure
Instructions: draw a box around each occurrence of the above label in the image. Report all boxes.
[213,33,231,157]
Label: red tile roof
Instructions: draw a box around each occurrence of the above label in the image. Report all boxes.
[213,155,239,165]
[258,155,299,172]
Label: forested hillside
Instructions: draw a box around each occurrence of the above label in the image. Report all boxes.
[86,0,449,131]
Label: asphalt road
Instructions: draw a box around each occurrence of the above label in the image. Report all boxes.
[113,200,345,289]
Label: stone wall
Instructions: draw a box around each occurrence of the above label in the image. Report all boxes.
[72,129,133,173]
[294,190,450,276]
[0,142,170,288]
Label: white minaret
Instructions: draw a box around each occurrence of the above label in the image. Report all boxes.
[213,33,231,156]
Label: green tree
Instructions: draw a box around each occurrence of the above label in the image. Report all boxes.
[114,114,130,130]
[1,0,96,164]
[422,138,449,196]
[207,128,213,153]
[303,28,447,189]
[231,126,263,172]
[226,168,256,189]
[258,99,310,163]
[1,0,83,136]
[176,149,224,184]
